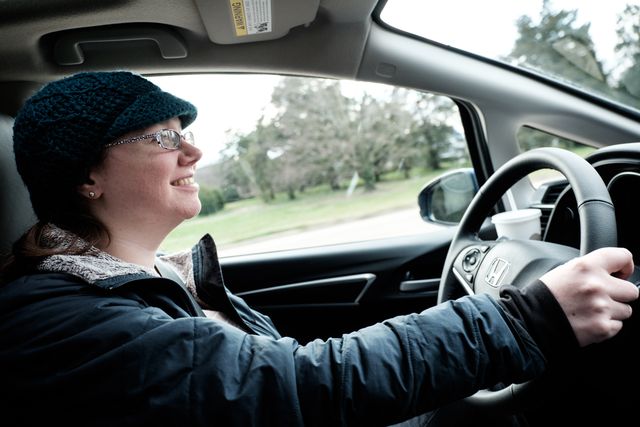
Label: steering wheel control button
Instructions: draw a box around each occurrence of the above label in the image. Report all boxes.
[462,248,481,272]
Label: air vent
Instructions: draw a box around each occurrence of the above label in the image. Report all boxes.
[539,207,552,233]
[531,179,568,236]
[540,182,568,203]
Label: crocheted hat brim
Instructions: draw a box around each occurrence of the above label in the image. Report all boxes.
[105,89,197,143]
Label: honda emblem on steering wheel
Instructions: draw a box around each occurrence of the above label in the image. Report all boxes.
[485,258,510,287]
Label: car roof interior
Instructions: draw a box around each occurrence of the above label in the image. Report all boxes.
[0,0,377,115]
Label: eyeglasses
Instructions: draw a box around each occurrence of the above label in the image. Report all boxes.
[104,129,195,150]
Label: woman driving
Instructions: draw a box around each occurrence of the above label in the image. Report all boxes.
[0,70,637,426]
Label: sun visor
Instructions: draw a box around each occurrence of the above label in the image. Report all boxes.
[195,0,320,44]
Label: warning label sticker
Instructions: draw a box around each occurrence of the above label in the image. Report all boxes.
[229,0,272,37]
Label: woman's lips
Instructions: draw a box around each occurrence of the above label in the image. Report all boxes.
[171,176,195,186]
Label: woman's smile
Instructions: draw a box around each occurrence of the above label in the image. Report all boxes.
[171,176,198,187]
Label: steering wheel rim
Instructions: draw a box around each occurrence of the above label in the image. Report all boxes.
[437,147,617,411]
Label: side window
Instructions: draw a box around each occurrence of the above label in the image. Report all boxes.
[517,126,596,188]
[152,74,470,256]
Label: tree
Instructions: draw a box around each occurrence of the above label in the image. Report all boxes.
[615,4,640,108]
[405,91,458,171]
[198,186,225,216]
[230,119,280,202]
[216,153,252,202]
[351,90,415,189]
[220,76,460,200]
[270,77,354,193]
[508,0,610,95]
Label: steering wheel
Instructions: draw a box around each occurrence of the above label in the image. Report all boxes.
[437,147,617,411]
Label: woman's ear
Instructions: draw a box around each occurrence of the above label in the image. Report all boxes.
[77,176,101,200]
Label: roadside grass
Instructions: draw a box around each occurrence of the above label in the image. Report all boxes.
[160,172,442,252]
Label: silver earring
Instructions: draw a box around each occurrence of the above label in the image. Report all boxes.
[89,191,96,199]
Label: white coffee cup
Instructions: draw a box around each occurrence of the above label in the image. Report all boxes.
[491,208,542,240]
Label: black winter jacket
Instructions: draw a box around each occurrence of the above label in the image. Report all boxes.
[0,230,576,426]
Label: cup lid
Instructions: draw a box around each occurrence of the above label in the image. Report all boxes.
[491,208,541,224]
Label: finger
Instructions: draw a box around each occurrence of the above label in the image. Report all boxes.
[588,319,625,345]
[610,301,634,321]
[606,278,640,303]
[588,247,634,279]
[603,319,624,341]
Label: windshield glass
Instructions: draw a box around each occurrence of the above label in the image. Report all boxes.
[380,0,640,114]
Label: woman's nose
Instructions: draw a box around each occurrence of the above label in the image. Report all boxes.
[179,139,203,165]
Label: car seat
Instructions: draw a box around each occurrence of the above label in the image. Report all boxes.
[0,112,36,255]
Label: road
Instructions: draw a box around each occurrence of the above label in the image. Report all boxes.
[218,208,447,257]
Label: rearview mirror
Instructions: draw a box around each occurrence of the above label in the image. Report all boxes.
[418,168,478,225]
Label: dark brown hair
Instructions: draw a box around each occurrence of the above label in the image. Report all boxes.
[1,190,109,283]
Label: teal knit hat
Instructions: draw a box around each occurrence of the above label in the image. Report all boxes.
[12,70,197,221]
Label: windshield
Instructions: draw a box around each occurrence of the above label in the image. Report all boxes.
[380,0,640,114]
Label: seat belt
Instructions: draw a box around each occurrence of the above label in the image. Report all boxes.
[154,258,187,287]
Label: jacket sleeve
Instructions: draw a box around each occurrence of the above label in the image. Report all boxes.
[498,280,579,362]
[0,275,549,427]
[180,293,547,426]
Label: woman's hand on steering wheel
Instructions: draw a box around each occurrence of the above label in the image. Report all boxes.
[540,247,638,347]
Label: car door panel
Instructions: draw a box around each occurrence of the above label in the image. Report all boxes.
[219,228,456,342]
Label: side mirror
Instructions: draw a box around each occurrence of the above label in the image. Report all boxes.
[418,168,478,225]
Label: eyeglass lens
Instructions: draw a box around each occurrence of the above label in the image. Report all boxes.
[158,130,194,149]
[183,131,195,146]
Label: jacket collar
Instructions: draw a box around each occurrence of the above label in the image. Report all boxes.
[36,225,277,337]
[37,224,193,290]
